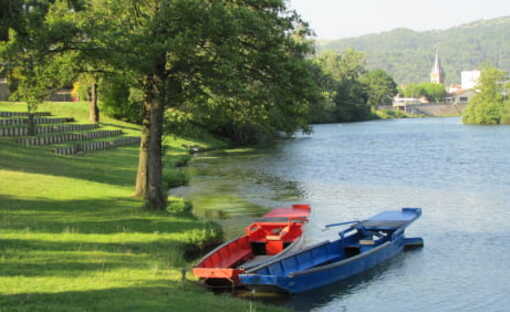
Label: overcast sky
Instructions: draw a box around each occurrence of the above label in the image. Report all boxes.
[288,0,509,39]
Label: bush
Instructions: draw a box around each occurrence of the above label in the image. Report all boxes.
[499,101,510,125]
[374,109,413,119]
[163,168,190,188]
[173,154,192,168]
[185,221,223,249]
[167,197,193,215]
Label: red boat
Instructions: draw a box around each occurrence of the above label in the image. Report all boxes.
[192,204,311,287]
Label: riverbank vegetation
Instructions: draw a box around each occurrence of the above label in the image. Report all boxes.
[398,82,447,103]
[462,66,510,125]
[0,101,283,312]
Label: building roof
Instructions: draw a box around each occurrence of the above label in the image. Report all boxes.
[431,50,443,74]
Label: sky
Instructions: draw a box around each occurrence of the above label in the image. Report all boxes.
[287,0,510,40]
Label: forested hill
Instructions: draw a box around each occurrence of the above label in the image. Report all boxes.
[318,16,510,85]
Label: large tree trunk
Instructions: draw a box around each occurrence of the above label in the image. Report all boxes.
[88,82,100,123]
[134,87,152,198]
[146,93,166,210]
[134,73,166,210]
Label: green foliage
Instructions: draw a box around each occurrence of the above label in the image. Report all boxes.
[360,69,398,108]
[374,109,415,119]
[184,221,224,250]
[99,75,142,123]
[0,1,84,111]
[319,16,510,84]
[84,0,319,146]
[334,76,370,122]
[312,49,384,122]
[164,168,190,189]
[167,197,193,216]
[500,101,510,125]
[400,82,446,102]
[173,154,192,168]
[463,66,509,125]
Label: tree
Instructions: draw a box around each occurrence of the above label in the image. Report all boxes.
[420,83,446,102]
[313,49,371,122]
[0,1,84,134]
[86,0,316,209]
[1,1,113,125]
[400,82,446,102]
[463,66,509,125]
[359,69,398,109]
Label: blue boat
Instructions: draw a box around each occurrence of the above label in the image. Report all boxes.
[238,208,423,294]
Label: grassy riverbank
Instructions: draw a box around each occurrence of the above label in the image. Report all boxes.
[0,102,284,312]
[373,109,423,119]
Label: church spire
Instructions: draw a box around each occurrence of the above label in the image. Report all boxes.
[430,48,445,84]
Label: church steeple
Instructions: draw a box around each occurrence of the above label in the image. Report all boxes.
[430,49,445,84]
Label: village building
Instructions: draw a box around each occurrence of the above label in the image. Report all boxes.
[430,49,445,84]
[461,70,481,90]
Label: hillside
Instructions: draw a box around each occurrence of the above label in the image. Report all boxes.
[319,16,510,84]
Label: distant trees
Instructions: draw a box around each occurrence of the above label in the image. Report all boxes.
[318,17,510,85]
[463,66,510,125]
[360,69,398,109]
[399,82,446,102]
[311,50,397,122]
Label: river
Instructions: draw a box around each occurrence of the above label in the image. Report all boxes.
[173,117,510,312]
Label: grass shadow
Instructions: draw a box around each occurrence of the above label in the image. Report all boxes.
[0,283,285,312]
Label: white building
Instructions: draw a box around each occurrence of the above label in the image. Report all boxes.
[461,70,481,90]
[393,96,421,109]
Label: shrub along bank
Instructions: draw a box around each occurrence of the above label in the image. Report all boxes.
[0,102,284,312]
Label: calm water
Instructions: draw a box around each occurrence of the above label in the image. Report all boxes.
[176,117,510,312]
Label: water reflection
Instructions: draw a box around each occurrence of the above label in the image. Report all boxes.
[171,148,305,238]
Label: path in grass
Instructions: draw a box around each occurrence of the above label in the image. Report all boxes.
[0,102,285,312]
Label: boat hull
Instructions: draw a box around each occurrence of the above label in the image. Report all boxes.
[239,208,423,294]
[241,238,404,293]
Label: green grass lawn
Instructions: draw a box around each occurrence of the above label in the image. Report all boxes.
[0,102,284,312]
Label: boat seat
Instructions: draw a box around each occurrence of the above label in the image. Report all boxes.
[359,239,375,245]
[266,225,290,241]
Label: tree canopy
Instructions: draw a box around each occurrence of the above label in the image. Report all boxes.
[359,69,398,109]
[310,50,398,123]
[399,82,447,102]
[463,66,510,125]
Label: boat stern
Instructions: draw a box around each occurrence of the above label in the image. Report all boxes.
[403,237,424,250]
